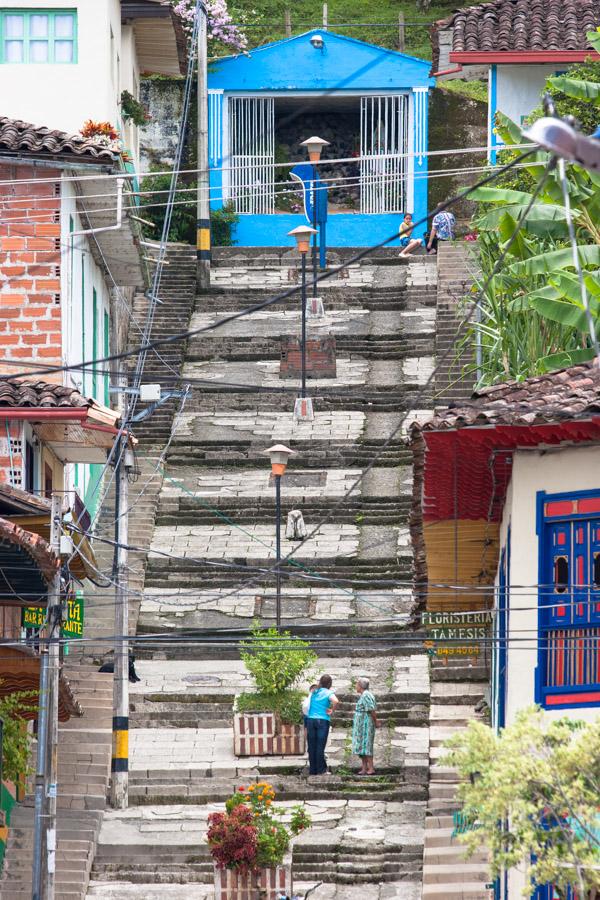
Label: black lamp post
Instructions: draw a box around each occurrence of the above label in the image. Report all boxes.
[263,444,295,628]
[288,224,317,420]
[300,135,330,297]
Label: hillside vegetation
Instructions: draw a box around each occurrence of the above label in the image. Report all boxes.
[239,0,469,60]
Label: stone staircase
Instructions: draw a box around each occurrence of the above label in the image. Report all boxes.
[0,666,113,899]
[86,250,441,897]
[88,654,430,895]
[434,242,479,405]
[422,665,492,899]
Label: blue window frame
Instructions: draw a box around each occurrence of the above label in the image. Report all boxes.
[0,9,77,64]
[536,489,600,710]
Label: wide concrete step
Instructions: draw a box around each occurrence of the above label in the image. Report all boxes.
[423,862,489,884]
[422,884,490,899]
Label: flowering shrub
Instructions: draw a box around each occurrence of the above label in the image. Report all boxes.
[206,803,258,871]
[80,120,121,150]
[172,0,248,52]
[207,782,311,871]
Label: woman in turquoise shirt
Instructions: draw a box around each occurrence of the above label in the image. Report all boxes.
[307,674,339,775]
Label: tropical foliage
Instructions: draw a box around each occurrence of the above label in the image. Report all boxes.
[465,29,600,385]
[0,687,38,783]
[444,708,600,899]
[237,622,317,725]
[207,782,310,870]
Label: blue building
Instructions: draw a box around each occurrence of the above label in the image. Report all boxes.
[207,30,434,247]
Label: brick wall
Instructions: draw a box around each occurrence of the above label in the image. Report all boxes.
[0,164,62,378]
[280,335,337,379]
[434,242,479,405]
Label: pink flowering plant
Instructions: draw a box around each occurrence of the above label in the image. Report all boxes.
[172,0,252,54]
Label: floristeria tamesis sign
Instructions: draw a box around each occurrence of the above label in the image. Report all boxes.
[22,590,84,639]
[421,611,492,656]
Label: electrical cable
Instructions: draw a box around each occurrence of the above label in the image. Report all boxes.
[0,148,538,384]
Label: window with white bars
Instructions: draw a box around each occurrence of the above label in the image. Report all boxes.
[360,94,409,214]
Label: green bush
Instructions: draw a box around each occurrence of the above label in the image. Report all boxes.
[139,169,196,244]
[240,622,317,696]
[211,202,239,246]
[236,689,305,726]
[0,688,38,783]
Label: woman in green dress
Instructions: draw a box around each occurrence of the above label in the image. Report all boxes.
[351,677,380,775]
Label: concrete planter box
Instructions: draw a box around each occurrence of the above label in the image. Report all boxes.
[233,711,305,757]
[214,859,292,898]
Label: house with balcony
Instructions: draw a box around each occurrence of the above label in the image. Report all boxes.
[430,0,600,162]
[0,0,186,169]
[410,360,600,899]
[0,116,146,516]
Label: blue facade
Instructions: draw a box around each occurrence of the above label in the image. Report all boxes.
[207,31,434,247]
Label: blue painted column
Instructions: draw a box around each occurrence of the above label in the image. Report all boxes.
[412,87,429,238]
[208,89,224,210]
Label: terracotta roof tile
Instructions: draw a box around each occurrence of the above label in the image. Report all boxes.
[0,117,118,163]
[431,0,600,67]
[413,359,600,434]
[0,379,90,410]
[0,516,59,586]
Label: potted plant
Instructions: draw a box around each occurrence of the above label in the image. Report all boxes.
[208,782,310,899]
[120,90,151,128]
[234,623,316,757]
[79,120,122,152]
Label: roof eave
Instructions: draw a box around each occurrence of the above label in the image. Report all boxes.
[450,50,600,64]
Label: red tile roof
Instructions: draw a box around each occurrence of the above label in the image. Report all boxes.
[414,360,600,434]
[432,0,600,68]
[0,117,119,163]
[0,379,91,410]
[0,515,59,586]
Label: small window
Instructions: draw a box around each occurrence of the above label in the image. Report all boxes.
[1,10,77,64]
[594,553,600,590]
[554,556,569,593]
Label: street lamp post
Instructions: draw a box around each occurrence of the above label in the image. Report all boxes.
[300,136,330,297]
[288,225,317,420]
[263,444,296,628]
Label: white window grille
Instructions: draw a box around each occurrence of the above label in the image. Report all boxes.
[228,97,275,214]
[360,94,409,214]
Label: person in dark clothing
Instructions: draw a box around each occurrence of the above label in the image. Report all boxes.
[306,674,339,775]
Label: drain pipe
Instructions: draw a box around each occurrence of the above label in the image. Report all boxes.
[72,176,125,238]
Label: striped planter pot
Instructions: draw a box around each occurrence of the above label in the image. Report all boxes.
[214,860,292,899]
[233,712,305,757]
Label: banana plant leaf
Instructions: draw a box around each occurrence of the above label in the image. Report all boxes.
[509,245,600,277]
[529,297,591,331]
[548,75,600,106]
[470,187,534,204]
[540,347,597,371]
[477,204,574,237]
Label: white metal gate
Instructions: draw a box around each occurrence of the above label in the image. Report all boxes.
[360,94,409,214]
[228,97,275,214]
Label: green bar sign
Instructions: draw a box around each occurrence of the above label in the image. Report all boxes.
[21,591,84,639]
[22,606,45,629]
[421,611,493,628]
[62,591,84,639]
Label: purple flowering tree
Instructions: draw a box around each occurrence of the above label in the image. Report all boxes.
[172,0,249,53]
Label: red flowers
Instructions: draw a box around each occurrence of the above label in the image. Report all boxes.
[207,805,258,873]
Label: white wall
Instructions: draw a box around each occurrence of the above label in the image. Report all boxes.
[60,176,112,508]
[496,64,561,128]
[498,445,600,899]
[0,0,141,166]
[498,444,600,727]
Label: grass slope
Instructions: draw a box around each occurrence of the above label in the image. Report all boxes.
[242,0,465,61]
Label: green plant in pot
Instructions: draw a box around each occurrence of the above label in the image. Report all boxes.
[237,622,317,725]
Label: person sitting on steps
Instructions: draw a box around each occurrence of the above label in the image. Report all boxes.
[398,212,423,258]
